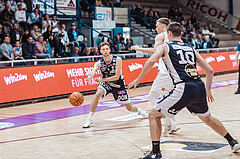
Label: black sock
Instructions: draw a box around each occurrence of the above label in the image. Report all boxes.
[152,141,160,154]
[224,133,234,144]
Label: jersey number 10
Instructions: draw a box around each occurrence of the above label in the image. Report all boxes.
[176,50,195,65]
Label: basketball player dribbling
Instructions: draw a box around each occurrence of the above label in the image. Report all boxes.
[82,42,148,128]
[131,18,180,135]
[128,22,240,159]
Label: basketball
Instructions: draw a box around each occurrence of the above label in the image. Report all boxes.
[69,92,84,106]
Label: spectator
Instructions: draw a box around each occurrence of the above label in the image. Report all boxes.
[90,46,99,56]
[140,11,149,27]
[185,19,193,34]
[57,24,70,52]
[131,5,137,21]
[10,23,21,46]
[80,0,90,17]
[0,0,4,13]
[9,0,17,12]
[181,27,188,44]
[69,47,80,63]
[196,34,203,49]
[43,25,54,47]
[68,23,87,54]
[209,24,220,48]
[15,4,28,30]
[96,0,103,6]
[2,2,15,30]
[21,28,30,43]
[57,28,68,54]
[13,41,23,60]
[190,13,200,31]
[51,14,59,34]
[22,36,36,59]
[31,25,41,42]
[153,11,160,21]
[168,5,176,20]
[18,0,27,11]
[42,13,51,33]
[125,39,134,51]
[27,8,41,29]
[35,4,43,23]
[107,38,115,52]
[147,10,156,31]
[34,35,50,59]
[0,36,14,61]
[202,25,210,39]
[176,8,184,21]
[147,6,153,17]
[203,36,213,49]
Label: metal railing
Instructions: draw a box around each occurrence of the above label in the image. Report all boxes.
[0,47,237,68]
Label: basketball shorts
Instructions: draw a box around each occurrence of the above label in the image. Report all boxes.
[99,81,131,104]
[150,73,174,97]
[155,80,210,118]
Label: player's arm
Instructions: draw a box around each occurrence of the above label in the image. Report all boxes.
[127,44,167,89]
[195,51,214,102]
[233,50,239,68]
[87,60,100,83]
[130,34,164,54]
[101,57,122,82]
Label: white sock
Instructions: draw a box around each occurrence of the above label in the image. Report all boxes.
[88,111,94,120]
[137,108,142,114]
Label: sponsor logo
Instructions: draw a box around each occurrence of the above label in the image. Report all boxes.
[118,90,126,94]
[216,55,226,62]
[4,73,28,85]
[205,56,215,63]
[0,122,15,129]
[128,63,143,72]
[33,71,55,82]
[229,54,240,60]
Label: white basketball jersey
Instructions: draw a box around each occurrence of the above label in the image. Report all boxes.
[158,32,169,74]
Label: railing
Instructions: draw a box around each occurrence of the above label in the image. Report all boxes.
[0,47,237,68]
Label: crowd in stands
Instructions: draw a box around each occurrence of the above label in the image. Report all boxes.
[0,0,134,64]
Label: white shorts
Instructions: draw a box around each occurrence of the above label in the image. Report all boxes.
[150,73,174,97]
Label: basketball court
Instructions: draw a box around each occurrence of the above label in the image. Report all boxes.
[0,73,239,159]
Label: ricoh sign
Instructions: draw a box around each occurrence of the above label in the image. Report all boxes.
[179,0,240,30]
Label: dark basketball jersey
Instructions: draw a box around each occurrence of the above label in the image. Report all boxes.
[99,55,123,84]
[163,41,200,84]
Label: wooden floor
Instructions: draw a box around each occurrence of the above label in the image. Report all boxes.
[0,73,240,159]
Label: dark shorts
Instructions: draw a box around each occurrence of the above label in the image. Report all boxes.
[155,80,210,118]
[99,81,131,104]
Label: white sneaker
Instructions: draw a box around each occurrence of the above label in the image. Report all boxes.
[82,119,93,128]
[162,125,171,136]
[169,121,180,134]
[138,109,149,118]
[230,140,240,153]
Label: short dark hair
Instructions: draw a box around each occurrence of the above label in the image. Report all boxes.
[156,18,170,26]
[167,22,182,37]
[99,42,110,49]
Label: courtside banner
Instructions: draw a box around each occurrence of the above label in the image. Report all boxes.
[0,58,157,104]
[0,51,239,104]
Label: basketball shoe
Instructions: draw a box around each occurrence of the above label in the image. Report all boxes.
[138,109,149,118]
[82,119,93,128]
[230,140,240,152]
[139,151,162,159]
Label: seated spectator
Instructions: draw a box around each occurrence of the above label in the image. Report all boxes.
[35,4,43,23]
[34,35,50,59]
[10,23,21,46]
[68,23,87,54]
[9,0,17,12]
[43,25,54,47]
[190,13,200,31]
[107,38,115,52]
[202,25,210,39]
[21,28,30,43]
[203,36,213,49]
[57,24,70,54]
[22,36,36,59]
[58,28,68,54]
[114,35,126,52]
[31,25,42,42]
[125,39,134,51]
[0,0,4,13]
[185,19,193,34]
[45,41,52,58]
[168,5,177,21]
[96,0,103,6]
[18,0,27,11]
[147,11,156,31]
[0,36,14,61]
[80,0,91,17]
[209,24,220,48]
[42,13,51,33]
[197,34,203,49]
[181,27,189,44]
[27,8,42,29]
[69,47,80,63]
[153,11,161,21]
[2,2,15,30]
[15,4,28,30]
[176,8,184,22]
[13,41,23,60]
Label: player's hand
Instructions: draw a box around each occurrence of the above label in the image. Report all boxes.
[206,90,214,103]
[130,45,140,51]
[94,78,102,83]
[233,62,237,68]
[127,78,140,90]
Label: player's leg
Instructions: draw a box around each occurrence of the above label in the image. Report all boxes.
[124,103,149,118]
[82,87,105,128]
[199,114,240,152]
